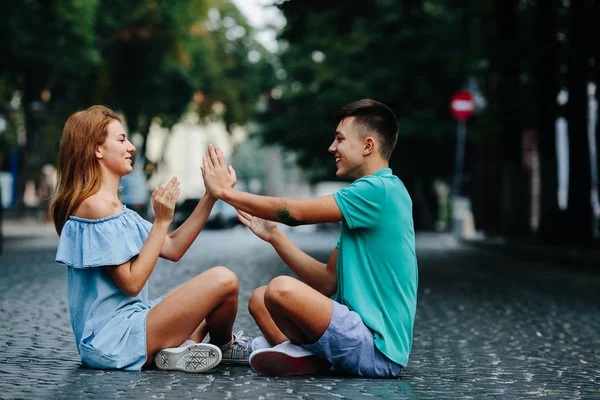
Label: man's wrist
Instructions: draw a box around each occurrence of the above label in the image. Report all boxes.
[220,187,235,202]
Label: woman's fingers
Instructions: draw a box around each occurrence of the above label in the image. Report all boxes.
[216,147,225,167]
[208,144,220,167]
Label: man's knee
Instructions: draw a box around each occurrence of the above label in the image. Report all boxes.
[248,286,267,317]
[264,276,299,307]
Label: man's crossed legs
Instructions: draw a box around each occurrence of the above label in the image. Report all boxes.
[248,276,401,378]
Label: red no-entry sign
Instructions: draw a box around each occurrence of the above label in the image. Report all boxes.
[450,90,475,121]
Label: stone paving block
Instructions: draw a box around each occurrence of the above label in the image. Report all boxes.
[1,231,600,399]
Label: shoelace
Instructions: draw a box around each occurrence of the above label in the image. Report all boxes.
[231,331,252,351]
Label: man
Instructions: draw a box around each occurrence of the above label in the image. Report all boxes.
[202,99,418,378]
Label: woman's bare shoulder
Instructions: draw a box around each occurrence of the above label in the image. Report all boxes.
[73,195,123,220]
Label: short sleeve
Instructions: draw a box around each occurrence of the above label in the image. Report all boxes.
[56,208,152,269]
[333,176,385,229]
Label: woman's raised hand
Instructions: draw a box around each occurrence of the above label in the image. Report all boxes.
[152,177,181,224]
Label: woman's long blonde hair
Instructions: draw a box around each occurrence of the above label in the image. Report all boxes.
[50,105,121,235]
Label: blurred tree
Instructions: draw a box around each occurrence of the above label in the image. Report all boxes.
[256,0,473,229]
[194,0,276,130]
[258,0,599,243]
[94,0,274,173]
[0,0,100,212]
[0,0,274,209]
[533,1,560,242]
[565,0,594,242]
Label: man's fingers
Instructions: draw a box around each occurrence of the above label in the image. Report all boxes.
[229,165,237,183]
[237,211,250,224]
[238,209,252,220]
[237,213,250,227]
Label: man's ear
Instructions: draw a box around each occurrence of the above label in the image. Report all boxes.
[95,146,103,160]
[363,137,375,155]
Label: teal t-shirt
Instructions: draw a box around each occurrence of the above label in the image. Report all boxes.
[333,168,418,367]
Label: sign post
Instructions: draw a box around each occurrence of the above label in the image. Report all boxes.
[450,90,475,195]
[450,90,475,237]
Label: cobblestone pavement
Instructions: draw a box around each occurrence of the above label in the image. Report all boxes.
[0,227,599,399]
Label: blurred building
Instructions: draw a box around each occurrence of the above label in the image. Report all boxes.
[145,112,237,200]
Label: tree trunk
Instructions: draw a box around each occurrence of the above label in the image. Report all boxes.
[15,70,45,215]
[566,0,593,242]
[495,0,528,236]
[536,0,563,242]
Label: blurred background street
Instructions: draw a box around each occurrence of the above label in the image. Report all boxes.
[1,0,600,398]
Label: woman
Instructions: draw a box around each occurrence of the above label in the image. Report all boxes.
[50,105,250,372]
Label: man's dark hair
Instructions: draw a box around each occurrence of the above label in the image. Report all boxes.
[332,99,399,160]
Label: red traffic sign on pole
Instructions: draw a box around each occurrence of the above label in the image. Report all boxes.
[450,90,475,121]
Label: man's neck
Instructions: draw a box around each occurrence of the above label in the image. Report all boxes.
[354,159,389,180]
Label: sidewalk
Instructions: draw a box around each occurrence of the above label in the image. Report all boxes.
[1,217,58,250]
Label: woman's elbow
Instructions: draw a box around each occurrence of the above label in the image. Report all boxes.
[160,239,182,262]
[162,252,181,262]
[122,283,143,297]
[121,276,145,297]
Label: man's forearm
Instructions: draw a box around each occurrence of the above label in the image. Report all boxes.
[221,189,304,226]
[268,228,337,296]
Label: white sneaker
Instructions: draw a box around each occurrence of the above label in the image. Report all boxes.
[250,336,273,352]
[249,341,331,377]
[155,342,222,373]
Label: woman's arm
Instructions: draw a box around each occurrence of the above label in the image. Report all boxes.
[159,193,217,261]
[106,177,180,296]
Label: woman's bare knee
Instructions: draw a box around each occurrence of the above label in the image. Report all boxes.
[248,286,267,317]
[203,266,239,297]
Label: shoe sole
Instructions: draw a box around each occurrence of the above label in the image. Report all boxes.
[155,343,222,373]
[249,349,330,376]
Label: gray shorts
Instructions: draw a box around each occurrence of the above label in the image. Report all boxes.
[302,300,402,378]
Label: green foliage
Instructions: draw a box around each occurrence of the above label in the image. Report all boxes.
[257,0,473,182]
[0,0,275,208]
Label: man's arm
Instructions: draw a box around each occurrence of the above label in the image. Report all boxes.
[270,231,338,296]
[225,191,342,226]
[237,210,338,296]
[203,145,343,225]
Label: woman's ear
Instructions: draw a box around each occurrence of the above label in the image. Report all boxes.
[95,146,103,160]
